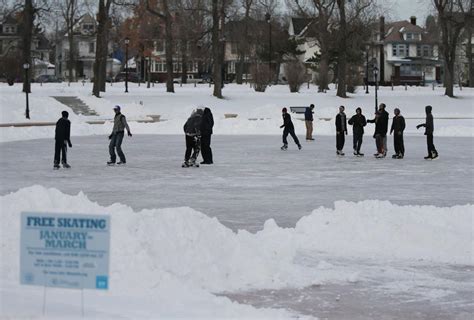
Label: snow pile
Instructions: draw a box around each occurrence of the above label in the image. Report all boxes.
[1,186,472,317]
[1,83,473,143]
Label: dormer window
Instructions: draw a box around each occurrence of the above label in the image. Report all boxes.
[3,25,16,34]
[405,33,420,41]
[82,23,94,33]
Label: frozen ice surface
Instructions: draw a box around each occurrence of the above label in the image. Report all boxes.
[0,135,472,232]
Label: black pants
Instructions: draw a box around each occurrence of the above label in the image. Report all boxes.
[283,128,300,145]
[109,131,125,163]
[394,133,405,155]
[426,133,437,155]
[336,132,345,151]
[201,134,213,163]
[54,140,67,164]
[353,131,363,152]
[185,135,201,161]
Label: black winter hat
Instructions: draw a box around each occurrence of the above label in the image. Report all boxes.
[62,111,69,118]
[425,105,432,113]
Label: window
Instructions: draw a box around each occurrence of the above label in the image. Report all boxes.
[231,42,238,55]
[417,45,432,57]
[392,44,408,57]
[4,25,17,34]
[400,64,421,76]
[82,24,94,33]
[406,33,413,40]
[89,42,95,53]
[155,41,164,52]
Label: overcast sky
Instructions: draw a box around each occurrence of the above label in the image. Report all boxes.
[380,0,434,25]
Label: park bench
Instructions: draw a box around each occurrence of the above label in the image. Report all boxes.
[289,106,308,114]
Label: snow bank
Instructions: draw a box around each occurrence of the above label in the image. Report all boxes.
[1,83,473,143]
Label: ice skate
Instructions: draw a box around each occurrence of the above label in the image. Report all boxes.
[281,144,288,151]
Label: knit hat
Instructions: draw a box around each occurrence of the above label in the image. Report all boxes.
[113,105,121,111]
[61,111,69,118]
[282,107,287,113]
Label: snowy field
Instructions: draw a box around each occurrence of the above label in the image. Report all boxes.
[0,82,473,319]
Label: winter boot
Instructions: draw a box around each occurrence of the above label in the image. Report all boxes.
[62,162,71,168]
[431,151,438,160]
[353,149,358,156]
[424,155,432,160]
[298,144,302,150]
[357,152,364,157]
[281,144,288,151]
[107,161,115,166]
[53,163,60,170]
[117,161,126,165]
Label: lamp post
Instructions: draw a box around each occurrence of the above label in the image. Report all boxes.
[23,63,30,119]
[365,45,370,94]
[265,12,271,84]
[124,37,130,93]
[373,66,379,113]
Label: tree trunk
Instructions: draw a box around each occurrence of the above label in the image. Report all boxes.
[93,0,110,97]
[212,0,223,98]
[336,0,347,98]
[22,0,33,94]
[318,49,330,92]
[181,40,188,84]
[67,0,76,82]
[467,18,473,87]
[147,57,151,88]
[444,60,455,97]
[236,52,244,84]
[163,1,174,92]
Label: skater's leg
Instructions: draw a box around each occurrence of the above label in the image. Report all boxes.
[208,135,213,163]
[61,142,67,164]
[109,134,117,163]
[383,135,387,154]
[400,134,405,156]
[375,134,383,154]
[336,132,343,151]
[115,132,126,163]
[191,136,201,161]
[185,135,193,161]
[353,133,358,151]
[427,133,433,155]
[358,134,363,153]
[309,121,313,139]
[341,133,345,151]
[54,140,62,165]
[290,129,300,146]
[282,129,289,145]
[393,135,399,155]
[201,135,210,162]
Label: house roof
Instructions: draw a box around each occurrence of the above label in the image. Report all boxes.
[291,18,313,36]
[384,20,437,44]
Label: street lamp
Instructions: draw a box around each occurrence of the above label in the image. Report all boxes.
[373,65,379,113]
[265,12,272,84]
[124,37,130,93]
[23,63,30,119]
[365,45,370,94]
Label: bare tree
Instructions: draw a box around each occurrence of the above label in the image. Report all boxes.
[92,0,113,97]
[146,0,175,93]
[433,0,470,97]
[59,0,81,82]
[211,0,227,98]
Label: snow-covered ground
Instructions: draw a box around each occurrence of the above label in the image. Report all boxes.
[1,82,473,142]
[0,83,473,319]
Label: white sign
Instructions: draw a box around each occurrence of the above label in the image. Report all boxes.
[20,212,110,290]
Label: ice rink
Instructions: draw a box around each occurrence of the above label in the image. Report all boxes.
[0,134,472,232]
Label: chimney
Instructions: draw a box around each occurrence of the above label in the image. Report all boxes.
[410,16,417,26]
[379,16,385,40]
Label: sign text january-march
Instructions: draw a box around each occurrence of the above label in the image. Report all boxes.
[20,212,110,290]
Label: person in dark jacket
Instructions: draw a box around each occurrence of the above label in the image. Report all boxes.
[304,104,315,141]
[367,103,389,158]
[335,106,348,155]
[107,105,132,165]
[200,107,214,165]
[54,111,72,169]
[417,105,438,160]
[390,108,406,159]
[183,109,204,167]
[280,107,301,150]
[348,107,366,156]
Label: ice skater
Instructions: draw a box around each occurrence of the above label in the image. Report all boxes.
[280,107,301,150]
[367,103,389,158]
[183,109,204,167]
[348,107,366,156]
[200,107,214,165]
[54,111,72,169]
[107,105,132,165]
[305,104,315,141]
[335,106,347,156]
[390,108,406,159]
[416,105,438,160]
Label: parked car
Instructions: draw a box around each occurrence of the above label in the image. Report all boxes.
[114,72,140,83]
[173,74,205,84]
[34,75,62,83]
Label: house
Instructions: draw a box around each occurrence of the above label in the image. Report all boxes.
[370,16,442,85]
[287,18,321,82]
[55,14,121,80]
[0,14,52,80]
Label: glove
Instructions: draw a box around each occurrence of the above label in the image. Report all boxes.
[108,134,113,140]
[128,131,132,137]
[68,141,72,148]
[416,125,421,129]
[280,125,284,128]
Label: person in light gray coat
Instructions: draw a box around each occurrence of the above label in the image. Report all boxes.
[107,105,132,165]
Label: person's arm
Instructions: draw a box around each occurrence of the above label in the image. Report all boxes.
[367,117,375,123]
[400,117,406,133]
[362,116,367,126]
[416,122,426,129]
[66,120,72,147]
[348,116,354,125]
[122,115,132,136]
[390,119,394,135]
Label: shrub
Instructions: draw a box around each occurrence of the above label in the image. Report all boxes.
[284,60,307,93]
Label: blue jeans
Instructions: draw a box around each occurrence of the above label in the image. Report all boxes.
[109,132,125,163]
